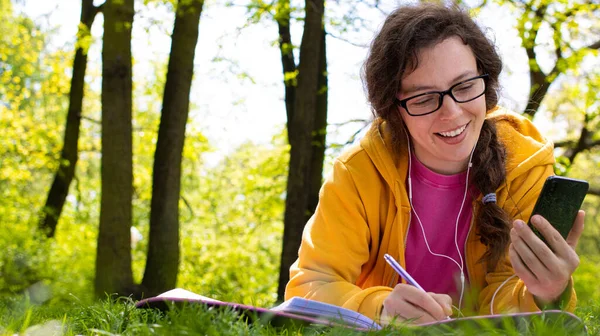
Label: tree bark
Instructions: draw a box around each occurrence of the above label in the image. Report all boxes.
[307,29,327,225]
[564,126,590,165]
[39,0,100,238]
[140,0,204,297]
[277,0,325,302]
[95,0,135,299]
[276,0,296,138]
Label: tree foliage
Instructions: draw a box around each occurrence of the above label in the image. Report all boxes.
[0,1,69,218]
[179,133,289,306]
[495,0,600,117]
[0,0,71,298]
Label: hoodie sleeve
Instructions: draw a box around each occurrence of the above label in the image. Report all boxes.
[285,157,392,321]
[478,163,577,314]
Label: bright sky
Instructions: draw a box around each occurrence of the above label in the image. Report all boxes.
[17,0,539,165]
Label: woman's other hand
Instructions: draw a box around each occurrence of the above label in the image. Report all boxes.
[509,210,585,304]
[381,283,452,325]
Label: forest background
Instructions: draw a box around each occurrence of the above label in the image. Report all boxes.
[0,0,599,331]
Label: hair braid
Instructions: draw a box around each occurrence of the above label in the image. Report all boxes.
[471,120,510,271]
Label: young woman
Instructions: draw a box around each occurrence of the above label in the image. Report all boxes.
[285,3,584,325]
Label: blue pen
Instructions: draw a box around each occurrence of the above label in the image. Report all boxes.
[384,253,425,291]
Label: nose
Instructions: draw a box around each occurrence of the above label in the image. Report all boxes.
[438,94,461,120]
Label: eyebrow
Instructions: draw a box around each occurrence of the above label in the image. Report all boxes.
[401,71,478,96]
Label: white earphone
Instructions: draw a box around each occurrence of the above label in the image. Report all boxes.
[490,274,517,314]
[405,132,478,311]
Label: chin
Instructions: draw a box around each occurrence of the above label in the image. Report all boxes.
[450,149,473,166]
[449,156,470,167]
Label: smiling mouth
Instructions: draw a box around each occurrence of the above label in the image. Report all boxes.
[437,123,469,138]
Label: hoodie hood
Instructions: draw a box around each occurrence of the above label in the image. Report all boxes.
[488,108,555,183]
[359,118,408,196]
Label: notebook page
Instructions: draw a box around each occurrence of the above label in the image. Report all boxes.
[272,297,381,330]
[157,288,223,304]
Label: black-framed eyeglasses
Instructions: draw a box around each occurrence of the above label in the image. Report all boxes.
[395,74,489,117]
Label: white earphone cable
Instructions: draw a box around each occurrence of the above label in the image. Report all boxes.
[405,132,478,311]
[490,274,517,315]
[453,142,478,309]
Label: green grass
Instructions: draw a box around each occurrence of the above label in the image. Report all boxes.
[0,297,597,336]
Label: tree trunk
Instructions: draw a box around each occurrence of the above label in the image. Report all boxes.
[276,0,296,137]
[277,0,325,302]
[307,29,327,219]
[39,0,100,238]
[95,0,135,299]
[140,0,204,297]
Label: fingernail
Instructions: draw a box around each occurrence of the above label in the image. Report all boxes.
[514,220,524,229]
[445,304,453,315]
[531,215,539,225]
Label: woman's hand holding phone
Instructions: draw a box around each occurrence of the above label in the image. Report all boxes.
[508,210,585,305]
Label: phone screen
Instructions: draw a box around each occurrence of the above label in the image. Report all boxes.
[527,176,589,244]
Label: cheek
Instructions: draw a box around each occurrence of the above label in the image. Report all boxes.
[399,111,417,134]
[404,118,432,139]
[477,98,488,116]
[469,101,487,120]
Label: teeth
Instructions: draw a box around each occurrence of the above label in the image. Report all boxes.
[439,124,467,137]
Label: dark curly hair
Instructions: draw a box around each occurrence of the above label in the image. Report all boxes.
[362,3,509,271]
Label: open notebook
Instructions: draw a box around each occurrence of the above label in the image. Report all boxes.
[271,296,380,329]
[136,288,587,333]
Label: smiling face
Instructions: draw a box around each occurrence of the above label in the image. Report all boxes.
[397,36,487,175]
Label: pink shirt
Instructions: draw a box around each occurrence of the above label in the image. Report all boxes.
[404,153,474,298]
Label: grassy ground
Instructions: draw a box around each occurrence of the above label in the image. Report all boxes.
[0,297,597,336]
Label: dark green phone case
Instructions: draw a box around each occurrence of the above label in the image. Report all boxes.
[527,176,589,245]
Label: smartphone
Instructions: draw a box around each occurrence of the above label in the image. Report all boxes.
[527,176,589,245]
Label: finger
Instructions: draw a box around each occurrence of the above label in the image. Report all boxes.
[529,215,570,252]
[380,305,405,326]
[383,285,427,321]
[383,287,437,324]
[508,244,537,285]
[392,297,438,324]
[510,223,556,273]
[566,210,585,250]
[403,289,447,321]
[430,293,453,316]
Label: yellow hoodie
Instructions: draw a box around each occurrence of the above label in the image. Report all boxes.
[285,108,576,322]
